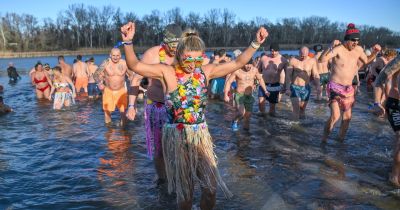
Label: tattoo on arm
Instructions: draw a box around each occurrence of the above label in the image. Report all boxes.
[93,59,109,84]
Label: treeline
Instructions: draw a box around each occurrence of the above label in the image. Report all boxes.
[0,4,399,52]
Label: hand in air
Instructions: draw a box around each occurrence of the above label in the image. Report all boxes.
[255,27,268,44]
[332,40,341,47]
[120,22,135,42]
[373,44,382,53]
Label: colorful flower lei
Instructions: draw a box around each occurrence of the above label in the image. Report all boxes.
[158,43,167,64]
[174,65,205,124]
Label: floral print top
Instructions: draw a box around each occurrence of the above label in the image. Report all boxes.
[165,66,208,124]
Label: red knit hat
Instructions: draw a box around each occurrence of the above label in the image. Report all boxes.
[344,23,360,41]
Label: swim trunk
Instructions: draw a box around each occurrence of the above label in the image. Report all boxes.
[290,84,311,101]
[145,98,167,159]
[88,82,99,96]
[385,97,400,132]
[319,73,330,86]
[352,75,359,86]
[258,83,281,104]
[234,93,255,112]
[231,81,237,89]
[102,86,128,112]
[326,81,355,111]
[75,77,89,92]
[210,78,226,96]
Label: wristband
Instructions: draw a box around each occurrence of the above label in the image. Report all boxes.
[114,41,133,48]
[250,40,260,49]
[128,104,136,108]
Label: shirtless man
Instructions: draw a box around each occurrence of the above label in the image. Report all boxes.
[373,55,400,187]
[320,23,381,142]
[286,47,321,120]
[313,44,330,100]
[368,49,397,102]
[73,55,89,95]
[224,59,268,130]
[58,55,73,79]
[94,48,129,125]
[126,24,182,185]
[257,43,288,116]
[87,57,99,99]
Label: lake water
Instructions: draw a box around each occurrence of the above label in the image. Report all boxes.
[0,50,299,73]
[0,55,399,209]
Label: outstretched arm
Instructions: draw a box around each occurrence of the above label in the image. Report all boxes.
[319,40,341,63]
[206,27,268,79]
[359,44,381,65]
[121,22,170,80]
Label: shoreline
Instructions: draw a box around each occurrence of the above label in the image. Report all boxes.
[2,44,398,59]
[0,44,324,59]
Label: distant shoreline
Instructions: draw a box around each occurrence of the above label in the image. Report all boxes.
[0,44,325,59]
[1,44,398,59]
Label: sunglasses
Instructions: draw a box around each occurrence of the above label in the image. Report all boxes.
[182,56,204,68]
[167,42,178,49]
[350,38,360,42]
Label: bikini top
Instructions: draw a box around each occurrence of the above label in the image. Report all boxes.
[54,82,69,89]
[34,75,47,84]
[165,67,208,124]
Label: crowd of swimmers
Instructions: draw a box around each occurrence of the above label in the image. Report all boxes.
[1,21,400,209]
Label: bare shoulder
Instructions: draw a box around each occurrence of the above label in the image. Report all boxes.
[142,45,161,63]
[119,59,127,65]
[356,46,365,54]
[308,57,317,64]
[289,57,297,65]
[251,67,258,74]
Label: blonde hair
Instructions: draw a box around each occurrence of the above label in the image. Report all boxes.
[176,29,206,63]
[384,49,398,59]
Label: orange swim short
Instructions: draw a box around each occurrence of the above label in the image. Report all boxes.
[102,87,128,112]
[75,77,89,92]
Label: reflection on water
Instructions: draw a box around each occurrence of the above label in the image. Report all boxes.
[0,74,400,210]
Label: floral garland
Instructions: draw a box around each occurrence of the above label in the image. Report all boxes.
[158,43,168,64]
[174,65,205,126]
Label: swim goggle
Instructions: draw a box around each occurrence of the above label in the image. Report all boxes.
[181,56,204,68]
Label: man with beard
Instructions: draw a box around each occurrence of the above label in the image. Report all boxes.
[126,24,182,186]
[257,43,288,116]
[320,23,381,142]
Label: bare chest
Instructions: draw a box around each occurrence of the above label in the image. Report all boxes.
[105,64,126,76]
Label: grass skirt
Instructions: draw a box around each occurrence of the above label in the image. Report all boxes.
[162,122,232,203]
